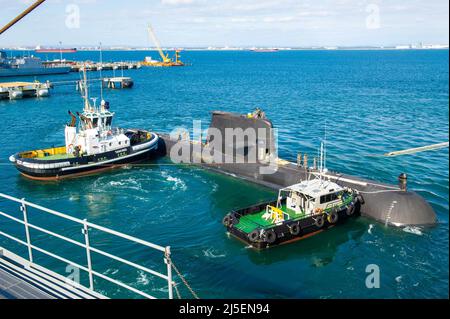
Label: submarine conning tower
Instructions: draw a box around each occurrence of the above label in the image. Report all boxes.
[157,110,437,227]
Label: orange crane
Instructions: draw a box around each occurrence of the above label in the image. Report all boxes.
[0,0,46,36]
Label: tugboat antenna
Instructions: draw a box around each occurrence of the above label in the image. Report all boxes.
[99,42,104,101]
[82,65,90,111]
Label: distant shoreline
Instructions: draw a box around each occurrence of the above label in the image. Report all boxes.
[2,47,449,52]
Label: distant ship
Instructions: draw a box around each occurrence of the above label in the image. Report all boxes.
[35,48,77,53]
[0,51,71,77]
[250,48,279,52]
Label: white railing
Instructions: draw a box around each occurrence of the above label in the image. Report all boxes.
[0,193,174,299]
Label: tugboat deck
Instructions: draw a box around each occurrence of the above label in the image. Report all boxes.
[38,153,74,161]
[235,205,306,233]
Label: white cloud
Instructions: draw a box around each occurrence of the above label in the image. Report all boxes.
[161,0,195,5]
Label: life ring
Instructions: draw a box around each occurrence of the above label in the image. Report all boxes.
[327,211,339,224]
[314,215,325,228]
[289,223,301,236]
[248,229,260,242]
[346,203,355,216]
[263,229,277,244]
[222,215,232,227]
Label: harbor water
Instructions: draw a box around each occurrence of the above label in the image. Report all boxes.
[0,50,448,298]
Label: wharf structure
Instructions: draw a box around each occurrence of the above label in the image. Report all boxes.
[0,81,51,100]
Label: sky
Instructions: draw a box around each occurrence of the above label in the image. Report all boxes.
[0,0,448,47]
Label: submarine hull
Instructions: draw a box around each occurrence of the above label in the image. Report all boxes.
[156,111,437,227]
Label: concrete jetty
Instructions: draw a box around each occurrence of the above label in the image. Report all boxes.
[0,81,51,100]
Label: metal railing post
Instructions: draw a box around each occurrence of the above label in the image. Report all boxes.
[165,246,173,299]
[82,219,94,290]
[20,198,33,263]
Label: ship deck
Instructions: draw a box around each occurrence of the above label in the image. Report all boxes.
[235,205,306,233]
[37,153,74,161]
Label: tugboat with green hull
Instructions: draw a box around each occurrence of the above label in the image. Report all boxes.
[9,70,159,180]
[224,178,361,249]
[223,143,362,249]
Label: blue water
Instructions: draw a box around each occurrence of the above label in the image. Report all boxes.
[0,50,448,298]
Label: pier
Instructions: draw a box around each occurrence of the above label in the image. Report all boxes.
[0,81,51,100]
[69,61,142,72]
[102,76,134,89]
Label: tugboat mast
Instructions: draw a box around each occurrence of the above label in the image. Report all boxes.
[81,66,91,112]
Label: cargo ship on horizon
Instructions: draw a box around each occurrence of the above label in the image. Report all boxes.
[35,47,77,53]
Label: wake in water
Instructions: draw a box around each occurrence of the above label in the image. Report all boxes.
[137,270,150,285]
[402,226,423,236]
[161,171,187,191]
[203,248,226,258]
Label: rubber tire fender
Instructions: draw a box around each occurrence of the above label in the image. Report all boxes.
[222,215,232,227]
[327,211,339,224]
[356,194,365,205]
[314,215,325,228]
[289,223,301,236]
[263,229,277,244]
[248,229,260,242]
[230,212,240,225]
[346,203,355,216]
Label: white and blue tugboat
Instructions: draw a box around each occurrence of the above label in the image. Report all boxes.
[9,70,159,180]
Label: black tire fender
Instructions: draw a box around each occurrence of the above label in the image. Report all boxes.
[230,212,240,225]
[222,215,232,227]
[248,229,260,242]
[314,215,325,228]
[263,229,277,244]
[346,203,355,216]
[289,223,301,236]
[356,194,365,205]
[327,211,339,224]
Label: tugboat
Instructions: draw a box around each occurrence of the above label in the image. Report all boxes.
[223,143,362,249]
[9,70,159,180]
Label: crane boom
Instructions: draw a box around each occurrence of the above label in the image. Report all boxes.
[147,24,171,63]
[0,0,46,36]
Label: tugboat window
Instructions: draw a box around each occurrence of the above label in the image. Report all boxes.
[106,116,112,126]
[93,118,98,127]
[320,192,339,204]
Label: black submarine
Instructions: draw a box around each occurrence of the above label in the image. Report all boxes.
[155,109,437,227]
